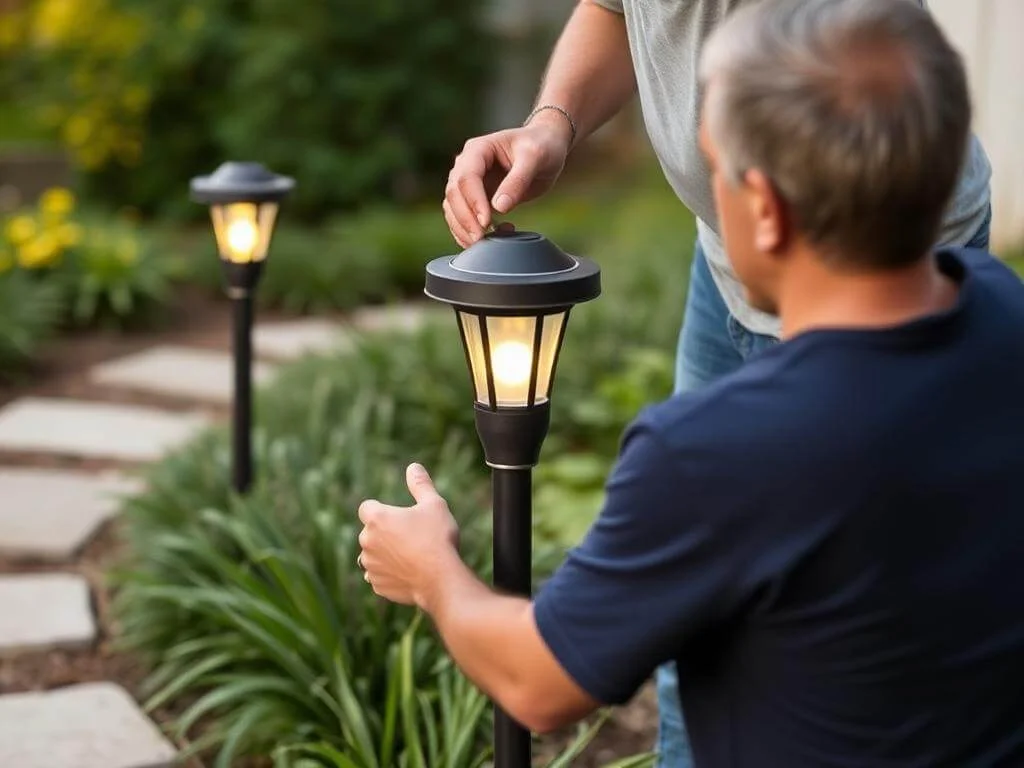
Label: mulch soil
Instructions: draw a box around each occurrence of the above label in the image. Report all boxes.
[0,285,659,766]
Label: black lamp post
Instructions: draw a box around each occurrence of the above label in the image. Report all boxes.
[425,230,600,768]
[190,162,294,493]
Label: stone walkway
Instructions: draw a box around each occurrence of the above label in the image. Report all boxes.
[0,304,432,767]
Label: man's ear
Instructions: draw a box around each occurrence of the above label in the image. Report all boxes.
[743,169,788,254]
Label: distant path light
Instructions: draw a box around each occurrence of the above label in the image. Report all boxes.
[189,162,294,494]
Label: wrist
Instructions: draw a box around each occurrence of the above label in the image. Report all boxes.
[523,105,576,153]
[416,546,469,617]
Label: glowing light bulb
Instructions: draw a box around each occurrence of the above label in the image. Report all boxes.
[491,340,532,386]
[226,218,258,260]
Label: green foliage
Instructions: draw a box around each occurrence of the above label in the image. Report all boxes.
[0,269,63,379]
[176,207,458,314]
[535,348,675,545]
[256,208,456,314]
[116,177,694,765]
[119,429,492,766]
[2,0,494,219]
[56,216,175,328]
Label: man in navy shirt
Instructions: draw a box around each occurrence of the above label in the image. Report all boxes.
[357,0,1024,764]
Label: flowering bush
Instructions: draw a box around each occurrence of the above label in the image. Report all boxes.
[2,187,84,270]
[0,0,147,169]
[1,186,174,329]
[1,0,493,218]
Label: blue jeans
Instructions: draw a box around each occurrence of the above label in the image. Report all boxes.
[656,213,992,767]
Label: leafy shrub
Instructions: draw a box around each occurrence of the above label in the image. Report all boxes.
[0,269,64,379]
[1,187,175,329]
[120,426,493,766]
[176,190,617,317]
[116,332,591,765]
[59,216,175,328]
[116,178,689,766]
[2,0,494,219]
[178,206,468,314]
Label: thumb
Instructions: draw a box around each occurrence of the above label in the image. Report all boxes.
[491,153,541,214]
[406,463,441,505]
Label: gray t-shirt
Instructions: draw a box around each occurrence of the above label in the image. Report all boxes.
[591,0,992,336]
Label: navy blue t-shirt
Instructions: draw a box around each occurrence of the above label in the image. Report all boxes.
[534,250,1024,767]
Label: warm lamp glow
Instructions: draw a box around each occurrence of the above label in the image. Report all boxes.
[491,341,532,387]
[458,311,567,409]
[210,202,278,263]
[226,218,258,256]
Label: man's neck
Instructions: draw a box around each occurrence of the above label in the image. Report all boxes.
[778,248,960,340]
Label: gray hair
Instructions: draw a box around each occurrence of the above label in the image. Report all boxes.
[700,0,971,268]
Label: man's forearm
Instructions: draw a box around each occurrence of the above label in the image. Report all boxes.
[421,551,597,732]
[530,0,635,144]
[423,553,535,703]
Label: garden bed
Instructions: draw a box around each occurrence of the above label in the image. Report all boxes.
[0,163,692,766]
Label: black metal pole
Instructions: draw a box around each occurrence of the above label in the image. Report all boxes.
[231,292,254,493]
[492,467,533,768]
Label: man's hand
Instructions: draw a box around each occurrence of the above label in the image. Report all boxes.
[443,117,573,248]
[357,463,460,610]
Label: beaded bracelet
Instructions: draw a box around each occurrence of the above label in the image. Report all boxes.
[523,104,578,147]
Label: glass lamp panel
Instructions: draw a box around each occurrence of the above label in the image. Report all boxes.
[210,202,278,263]
[458,311,490,405]
[533,311,567,403]
[485,315,539,408]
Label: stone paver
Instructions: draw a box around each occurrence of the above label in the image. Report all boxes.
[0,682,176,768]
[0,573,95,655]
[253,319,354,360]
[91,345,276,404]
[0,397,207,462]
[0,469,142,560]
[350,302,446,334]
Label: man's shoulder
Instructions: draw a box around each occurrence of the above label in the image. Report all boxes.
[955,247,1023,286]
[947,247,1024,317]
[634,346,818,457]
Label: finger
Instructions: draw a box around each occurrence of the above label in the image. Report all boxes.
[406,463,443,506]
[358,500,380,526]
[442,198,472,249]
[448,181,485,244]
[491,145,542,214]
[452,139,496,230]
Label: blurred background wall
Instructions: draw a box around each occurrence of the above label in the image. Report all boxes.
[929,0,1024,252]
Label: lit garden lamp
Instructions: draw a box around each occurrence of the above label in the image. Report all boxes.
[190,162,294,493]
[425,230,600,768]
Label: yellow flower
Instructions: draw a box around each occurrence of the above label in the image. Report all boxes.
[40,187,76,218]
[57,222,84,247]
[4,215,37,246]
[17,233,62,269]
[31,0,79,48]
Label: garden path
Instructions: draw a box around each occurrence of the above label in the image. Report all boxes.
[0,304,431,768]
